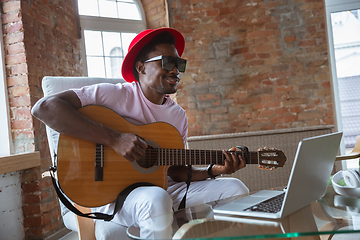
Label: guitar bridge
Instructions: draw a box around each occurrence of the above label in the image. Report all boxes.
[95,143,104,181]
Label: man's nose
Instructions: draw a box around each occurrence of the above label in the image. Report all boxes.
[170,65,180,75]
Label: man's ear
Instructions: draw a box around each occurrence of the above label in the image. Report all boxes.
[135,61,145,74]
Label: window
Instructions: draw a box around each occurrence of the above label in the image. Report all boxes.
[0,16,12,156]
[77,0,146,78]
[325,0,360,169]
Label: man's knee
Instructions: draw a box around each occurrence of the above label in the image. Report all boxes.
[233,178,250,194]
[134,187,173,217]
[143,187,172,206]
[220,178,250,197]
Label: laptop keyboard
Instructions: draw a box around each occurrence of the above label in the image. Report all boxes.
[245,192,285,213]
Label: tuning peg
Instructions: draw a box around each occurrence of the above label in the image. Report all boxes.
[258,165,278,171]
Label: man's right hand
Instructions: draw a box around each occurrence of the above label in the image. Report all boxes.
[112,133,148,162]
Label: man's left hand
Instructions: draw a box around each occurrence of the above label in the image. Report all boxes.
[211,147,246,176]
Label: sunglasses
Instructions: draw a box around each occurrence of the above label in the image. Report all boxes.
[144,55,187,72]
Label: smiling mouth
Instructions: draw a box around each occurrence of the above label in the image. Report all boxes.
[165,77,179,84]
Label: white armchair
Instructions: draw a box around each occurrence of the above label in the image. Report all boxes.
[41,76,129,240]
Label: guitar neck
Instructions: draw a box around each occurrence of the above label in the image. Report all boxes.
[146,149,259,166]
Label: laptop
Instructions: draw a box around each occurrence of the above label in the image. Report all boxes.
[213,132,343,219]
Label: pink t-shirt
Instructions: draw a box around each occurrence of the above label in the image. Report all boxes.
[72,82,188,146]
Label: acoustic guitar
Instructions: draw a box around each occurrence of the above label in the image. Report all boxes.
[57,105,287,207]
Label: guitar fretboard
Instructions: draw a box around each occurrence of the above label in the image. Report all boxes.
[144,149,259,166]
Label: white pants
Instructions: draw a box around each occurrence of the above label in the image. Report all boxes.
[94,177,249,239]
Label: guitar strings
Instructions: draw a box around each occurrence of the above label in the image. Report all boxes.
[94,145,263,166]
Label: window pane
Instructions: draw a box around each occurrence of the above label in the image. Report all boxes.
[84,30,104,56]
[102,32,122,57]
[111,47,122,56]
[105,56,123,78]
[78,0,99,16]
[87,57,106,77]
[121,32,137,55]
[99,0,118,18]
[77,0,142,20]
[117,2,141,20]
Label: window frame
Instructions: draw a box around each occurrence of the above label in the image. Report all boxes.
[78,0,147,77]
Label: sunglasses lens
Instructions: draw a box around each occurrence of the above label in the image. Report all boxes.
[178,59,186,72]
[163,62,177,71]
[162,56,187,72]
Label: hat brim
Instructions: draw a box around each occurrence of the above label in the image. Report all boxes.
[122,28,185,83]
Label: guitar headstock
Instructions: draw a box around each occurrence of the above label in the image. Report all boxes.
[257,147,286,170]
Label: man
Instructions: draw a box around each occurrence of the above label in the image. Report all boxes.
[32,28,249,239]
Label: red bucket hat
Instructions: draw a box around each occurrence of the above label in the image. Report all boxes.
[121,27,185,83]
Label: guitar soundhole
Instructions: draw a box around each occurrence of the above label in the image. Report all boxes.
[136,146,156,169]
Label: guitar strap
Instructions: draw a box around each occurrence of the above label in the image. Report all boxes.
[174,165,192,229]
[178,165,192,210]
[49,166,156,221]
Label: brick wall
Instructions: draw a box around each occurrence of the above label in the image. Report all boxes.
[2,0,82,238]
[142,0,169,28]
[22,0,82,236]
[168,0,333,136]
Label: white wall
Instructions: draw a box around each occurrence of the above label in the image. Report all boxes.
[0,172,25,240]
